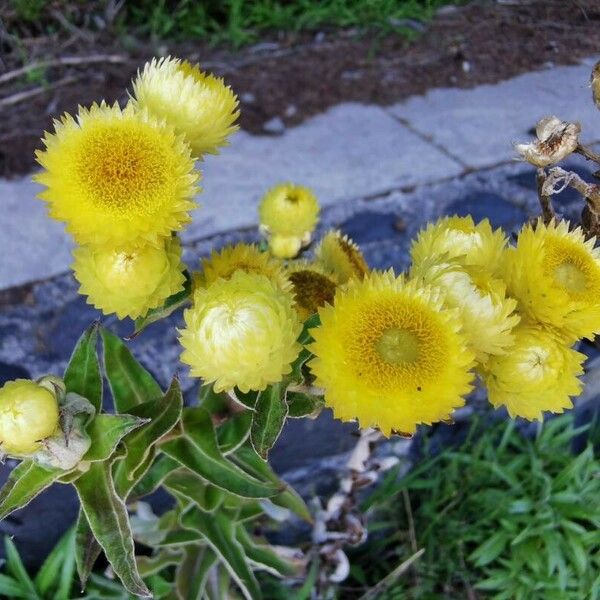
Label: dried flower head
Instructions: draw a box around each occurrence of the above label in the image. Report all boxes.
[73,237,185,320]
[484,324,584,420]
[411,260,519,365]
[309,271,474,435]
[179,271,302,392]
[286,262,338,321]
[315,230,369,283]
[131,56,240,156]
[0,379,59,455]
[199,243,290,291]
[411,215,507,275]
[35,102,199,246]
[503,219,600,341]
[515,116,580,167]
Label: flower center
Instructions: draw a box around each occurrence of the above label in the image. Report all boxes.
[376,328,420,364]
[554,261,587,293]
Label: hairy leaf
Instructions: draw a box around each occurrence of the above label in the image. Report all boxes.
[235,526,297,577]
[83,414,147,462]
[251,383,287,458]
[217,411,252,455]
[286,390,324,419]
[130,455,180,500]
[175,546,217,600]
[75,510,102,590]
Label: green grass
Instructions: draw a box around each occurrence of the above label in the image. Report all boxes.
[7,0,465,48]
[344,414,600,600]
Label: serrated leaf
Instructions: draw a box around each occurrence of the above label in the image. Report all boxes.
[113,378,183,498]
[83,414,147,462]
[289,314,320,384]
[101,327,162,412]
[74,461,150,598]
[218,411,252,455]
[0,461,64,520]
[131,271,193,338]
[175,546,217,600]
[286,391,324,419]
[235,526,297,577]
[181,508,262,600]
[64,323,103,412]
[164,470,225,513]
[232,445,312,523]
[251,383,287,458]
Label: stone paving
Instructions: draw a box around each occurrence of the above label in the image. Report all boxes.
[2,58,600,566]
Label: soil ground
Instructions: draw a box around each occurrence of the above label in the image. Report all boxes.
[1,0,599,177]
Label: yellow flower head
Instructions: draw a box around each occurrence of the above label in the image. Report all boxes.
[315,230,369,283]
[259,183,320,238]
[35,102,199,246]
[411,260,520,364]
[73,236,185,320]
[199,243,290,292]
[0,379,59,455]
[268,234,304,260]
[411,216,507,275]
[131,56,240,156]
[179,271,302,392]
[309,271,475,435]
[503,219,600,341]
[484,324,585,420]
[286,262,338,321]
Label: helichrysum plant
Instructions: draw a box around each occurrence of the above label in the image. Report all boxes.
[1,55,600,599]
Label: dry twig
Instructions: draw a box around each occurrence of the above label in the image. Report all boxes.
[0,76,77,108]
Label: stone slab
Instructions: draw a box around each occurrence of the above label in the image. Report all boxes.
[388,62,600,169]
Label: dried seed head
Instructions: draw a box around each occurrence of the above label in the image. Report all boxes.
[515,116,580,167]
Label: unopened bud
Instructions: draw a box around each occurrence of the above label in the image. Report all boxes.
[269,234,303,259]
[0,379,60,455]
[515,116,580,167]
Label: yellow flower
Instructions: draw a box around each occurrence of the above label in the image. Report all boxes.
[268,234,304,260]
[179,271,302,392]
[484,324,584,420]
[309,271,474,435]
[315,230,369,283]
[259,183,320,239]
[73,236,185,320]
[0,379,59,455]
[503,219,600,341]
[131,56,239,156]
[411,216,507,275]
[286,262,338,321]
[411,260,520,364]
[35,102,199,246]
[199,243,290,291]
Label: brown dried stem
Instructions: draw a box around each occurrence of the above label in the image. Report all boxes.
[536,168,555,224]
[575,143,600,167]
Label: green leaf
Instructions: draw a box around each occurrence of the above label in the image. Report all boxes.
[0,461,64,520]
[286,391,324,419]
[4,537,38,598]
[74,461,150,598]
[232,388,259,410]
[251,383,287,458]
[83,414,148,462]
[181,508,262,600]
[235,526,297,577]
[199,384,229,414]
[131,270,193,338]
[64,323,103,412]
[130,455,180,500]
[161,431,279,499]
[289,314,320,384]
[75,509,101,590]
[137,550,182,578]
[232,445,312,523]
[218,411,252,455]
[101,327,162,413]
[164,470,225,513]
[175,546,217,600]
[0,574,27,598]
[113,378,183,498]
[34,526,76,600]
[158,529,205,547]
[469,531,508,567]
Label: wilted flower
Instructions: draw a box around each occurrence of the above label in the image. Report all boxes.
[515,116,580,167]
[131,56,239,156]
[411,260,519,364]
[35,102,199,246]
[0,379,60,455]
[73,237,185,320]
[411,215,507,275]
[309,271,474,435]
[179,271,302,392]
[484,324,584,420]
[315,230,369,283]
[503,219,600,341]
[286,262,338,321]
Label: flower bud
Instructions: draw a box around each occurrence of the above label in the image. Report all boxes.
[515,116,580,167]
[269,234,303,259]
[0,379,60,455]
